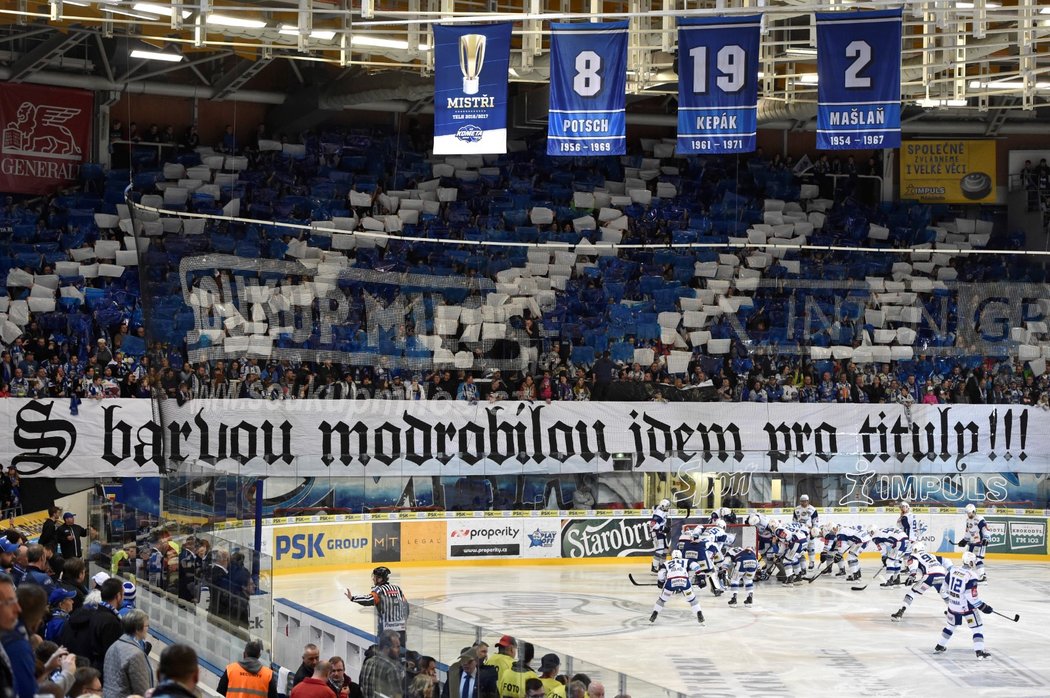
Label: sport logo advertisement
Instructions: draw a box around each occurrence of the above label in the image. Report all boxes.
[0,83,93,194]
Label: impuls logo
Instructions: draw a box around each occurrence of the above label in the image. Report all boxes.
[12,401,77,474]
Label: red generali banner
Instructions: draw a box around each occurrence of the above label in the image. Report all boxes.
[0,83,93,195]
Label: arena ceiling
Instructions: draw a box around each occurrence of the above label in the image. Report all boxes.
[1,0,1049,135]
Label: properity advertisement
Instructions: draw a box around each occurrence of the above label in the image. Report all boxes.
[900,140,997,203]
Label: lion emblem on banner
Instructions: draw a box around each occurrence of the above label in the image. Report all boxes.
[2,101,82,158]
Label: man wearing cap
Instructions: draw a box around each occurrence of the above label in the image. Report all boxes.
[56,513,88,559]
[538,654,565,698]
[442,647,478,698]
[44,587,76,642]
[0,540,17,578]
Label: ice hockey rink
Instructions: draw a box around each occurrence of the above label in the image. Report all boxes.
[275,559,1050,697]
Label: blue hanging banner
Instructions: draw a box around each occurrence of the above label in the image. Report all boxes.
[676,15,761,155]
[816,8,903,150]
[547,21,628,157]
[433,22,512,154]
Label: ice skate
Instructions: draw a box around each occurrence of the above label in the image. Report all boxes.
[890,607,905,622]
[649,611,658,623]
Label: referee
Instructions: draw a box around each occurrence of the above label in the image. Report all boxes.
[345,566,409,651]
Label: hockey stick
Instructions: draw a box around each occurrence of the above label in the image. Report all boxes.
[991,609,1021,623]
[628,573,657,587]
[851,565,885,592]
[806,561,835,583]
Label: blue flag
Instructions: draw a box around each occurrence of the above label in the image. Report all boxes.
[816,9,903,150]
[547,21,628,157]
[676,15,761,155]
[433,23,512,155]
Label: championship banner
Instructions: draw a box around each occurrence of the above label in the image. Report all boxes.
[432,23,512,155]
[900,140,997,203]
[0,83,93,194]
[4,397,1049,476]
[676,15,761,155]
[547,21,628,157]
[815,9,902,150]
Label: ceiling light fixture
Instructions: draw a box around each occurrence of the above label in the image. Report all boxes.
[206,14,267,29]
[916,98,968,108]
[129,49,184,62]
[968,79,1050,89]
[279,26,337,41]
[798,73,819,84]
[350,35,430,51]
[785,47,818,57]
[133,3,192,18]
[103,7,161,20]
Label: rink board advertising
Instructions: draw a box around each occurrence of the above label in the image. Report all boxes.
[675,16,761,155]
[547,21,628,156]
[815,9,903,150]
[899,140,997,204]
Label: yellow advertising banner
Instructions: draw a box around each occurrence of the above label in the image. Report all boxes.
[900,140,997,204]
[272,523,371,567]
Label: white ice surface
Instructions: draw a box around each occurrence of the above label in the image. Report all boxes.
[276,560,1050,697]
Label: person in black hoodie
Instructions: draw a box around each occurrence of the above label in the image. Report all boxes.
[58,578,124,676]
[150,644,200,698]
[38,507,62,555]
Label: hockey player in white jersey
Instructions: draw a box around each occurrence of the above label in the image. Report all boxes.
[891,543,949,621]
[935,551,993,659]
[832,524,874,581]
[650,549,705,625]
[746,514,777,580]
[649,498,672,573]
[792,495,819,569]
[957,504,990,581]
[871,526,909,587]
[722,546,759,606]
[897,501,918,555]
[776,521,810,584]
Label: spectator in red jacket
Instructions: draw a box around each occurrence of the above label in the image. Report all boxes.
[290,660,336,698]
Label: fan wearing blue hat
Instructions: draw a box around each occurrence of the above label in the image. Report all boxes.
[45,587,77,642]
[117,581,137,618]
[56,513,87,559]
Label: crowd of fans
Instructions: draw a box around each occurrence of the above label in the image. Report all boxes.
[281,633,625,698]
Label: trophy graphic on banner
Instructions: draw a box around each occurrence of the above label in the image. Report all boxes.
[459,33,486,95]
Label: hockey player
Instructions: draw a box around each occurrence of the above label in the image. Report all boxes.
[775,522,809,584]
[681,528,724,595]
[709,507,738,525]
[891,543,950,621]
[649,498,672,573]
[897,501,918,556]
[722,546,759,606]
[936,551,993,659]
[650,549,705,625]
[793,495,819,569]
[832,524,873,581]
[872,526,909,586]
[746,513,776,580]
[957,504,990,581]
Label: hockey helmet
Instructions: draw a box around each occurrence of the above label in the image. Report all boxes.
[799,494,809,502]
[671,549,683,559]
[719,507,731,517]
[745,513,761,527]
[810,526,821,539]
[911,542,926,553]
[767,518,781,530]
[372,566,391,582]
[714,519,726,530]
[899,500,911,512]
[964,503,977,517]
[867,525,878,537]
[961,551,977,567]
[658,498,671,511]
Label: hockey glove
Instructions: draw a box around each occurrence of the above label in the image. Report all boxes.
[980,603,993,614]
[833,553,843,564]
[956,539,968,547]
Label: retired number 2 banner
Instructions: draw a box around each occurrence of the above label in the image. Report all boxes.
[433,23,512,155]
[676,16,760,155]
[816,9,902,151]
[0,83,93,195]
[547,21,628,157]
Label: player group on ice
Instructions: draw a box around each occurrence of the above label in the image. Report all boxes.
[640,496,1013,661]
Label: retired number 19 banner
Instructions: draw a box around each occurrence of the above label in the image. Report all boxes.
[816,9,903,151]
[676,15,761,155]
[547,21,628,157]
